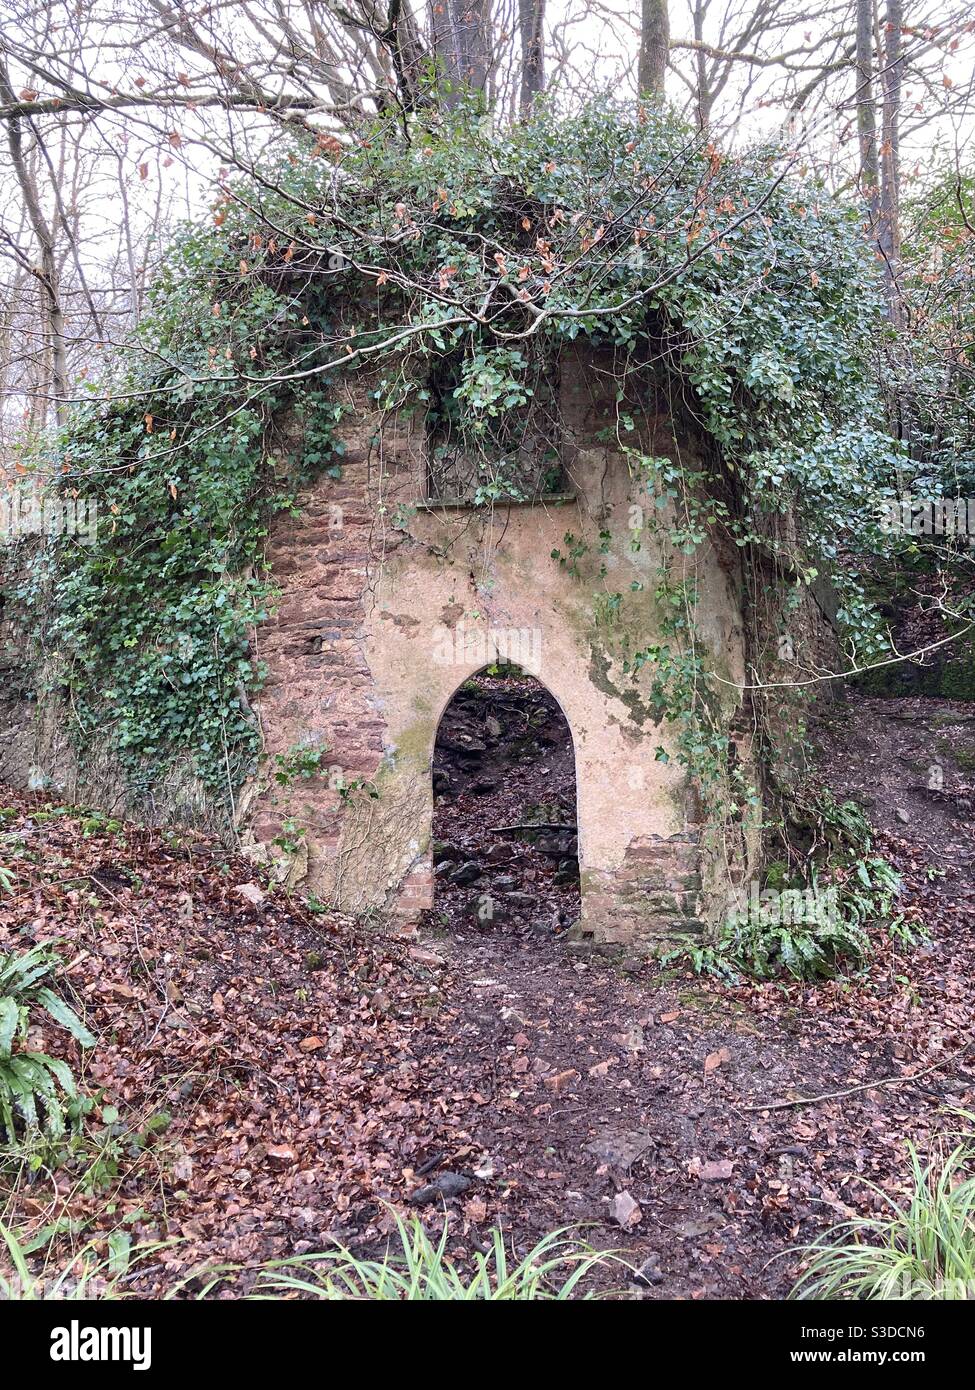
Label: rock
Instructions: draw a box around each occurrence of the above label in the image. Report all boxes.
[239,836,270,868]
[587,1130,654,1169]
[614,1023,645,1053]
[504,890,535,908]
[631,1254,665,1288]
[266,1144,297,1170]
[439,733,486,756]
[609,1190,642,1228]
[409,1171,471,1204]
[697,1159,735,1182]
[450,861,482,885]
[543,1068,579,1094]
[163,1009,192,1031]
[671,1211,727,1238]
[408,947,444,968]
[485,843,514,864]
[896,806,910,823]
[466,895,496,924]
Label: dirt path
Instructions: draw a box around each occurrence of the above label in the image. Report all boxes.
[409,692,975,1298]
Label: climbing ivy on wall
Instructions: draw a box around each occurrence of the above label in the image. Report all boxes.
[10,192,349,801]
[6,96,908,813]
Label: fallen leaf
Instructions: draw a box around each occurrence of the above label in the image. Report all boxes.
[699,1160,735,1182]
[464,1196,488,1223]
[266,1145,297,1169]
[544,1068,579,1094]
[235,882,265,908]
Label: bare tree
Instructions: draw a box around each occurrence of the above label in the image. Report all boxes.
[878,0,904,317]
[0,57,68,429]
[1,0,974,456]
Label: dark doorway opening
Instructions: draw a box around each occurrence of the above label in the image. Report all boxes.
[432,665,580,940]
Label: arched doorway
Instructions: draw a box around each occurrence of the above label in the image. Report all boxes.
[431,664,580,939]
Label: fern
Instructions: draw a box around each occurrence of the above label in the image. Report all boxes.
[0,942,95,1142]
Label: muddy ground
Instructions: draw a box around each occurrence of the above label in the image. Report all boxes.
[0,689,973,1297]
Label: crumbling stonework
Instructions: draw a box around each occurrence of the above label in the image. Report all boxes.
[0,576,36,789]
[0,347,766,949]
[246,346,758,949]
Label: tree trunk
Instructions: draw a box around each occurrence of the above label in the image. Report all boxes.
[691,0,710,129]
[447,0,493,97]
[638,0,669,100]
[0,59,68,430]
[879,0,904,323]
[855,0,880,229]
[518,0,545,115]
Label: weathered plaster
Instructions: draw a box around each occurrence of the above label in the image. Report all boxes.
[248,347,756,947]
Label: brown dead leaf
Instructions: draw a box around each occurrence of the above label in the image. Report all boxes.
[266,1145,297,1169]
[464,1196,488,1224]
[544,1068,579,1094]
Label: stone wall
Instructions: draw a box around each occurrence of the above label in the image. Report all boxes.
[0,565,37,789]
[246,347,758,949]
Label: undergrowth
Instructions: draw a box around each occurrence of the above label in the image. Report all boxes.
[791,1132,975,1300]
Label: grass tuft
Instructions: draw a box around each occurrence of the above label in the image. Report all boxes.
[791,1137,975,1300]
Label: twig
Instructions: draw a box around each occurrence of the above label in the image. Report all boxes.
[415,1152,445,1178]
[486,822,576,833]
[740,1038,975,1112]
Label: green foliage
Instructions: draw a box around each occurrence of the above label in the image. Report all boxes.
[899,168,975,498]
[11,177,349,801]
[0,942,95,1142]
[0,1212,617,1301]
[672,795,906,981]
[0,1222,174,1300]
[272,743,326,787]
[7,98,900,810]
[247,1211,618,1300]
[791,1137,975,1300]
[694,882,872,983]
